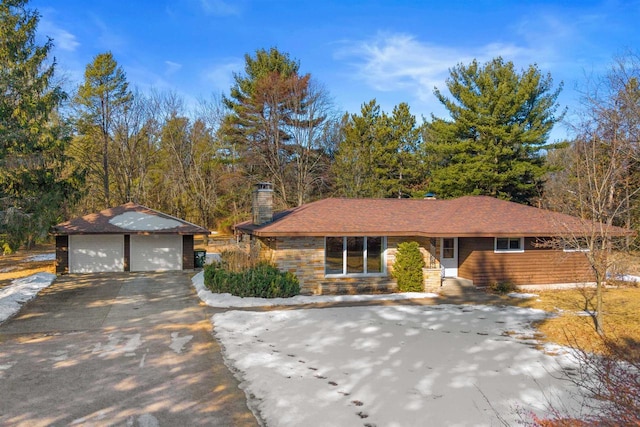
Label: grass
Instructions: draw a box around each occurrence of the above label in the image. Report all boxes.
[506,285,640,354]
[0,243,55,290]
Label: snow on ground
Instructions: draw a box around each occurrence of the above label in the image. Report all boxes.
[507,292,539,299]
[213,305,586,427]
[26,253,56,262]
[192,271,439,308]
[614,274,640,283]
[0,273,56,323]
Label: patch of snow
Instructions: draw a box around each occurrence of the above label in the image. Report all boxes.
[613,274,640,283]
[26,253,55,262]
[191,271,439,308]
[109,211,182,231]
[169,332,193,354]
[136,414,159,427]
[213,305,586,427]
[577,310,596,317]
[205,253,221,264]
[507,292,539,299]
[92,333,143,358]
[0,266,17,273]
[0,272,56,323]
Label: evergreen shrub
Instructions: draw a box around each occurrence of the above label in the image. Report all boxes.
[392,241,425,292]
[488,281,517,294]
[204,262,300,298]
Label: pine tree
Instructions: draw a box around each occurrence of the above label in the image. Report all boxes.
[333,100,425,198]
[426,57,564,204]
[222,47,334,207]
[74,51,132,208]
[0,0,72,252]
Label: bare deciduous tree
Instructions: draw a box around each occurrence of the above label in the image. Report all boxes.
[543,52,640,335]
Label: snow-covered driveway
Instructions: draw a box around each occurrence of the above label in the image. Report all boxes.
[214,304,583,426]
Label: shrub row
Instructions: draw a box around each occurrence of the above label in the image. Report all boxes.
[204,262,300,298]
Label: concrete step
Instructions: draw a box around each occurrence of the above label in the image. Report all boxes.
[440,277,477,297]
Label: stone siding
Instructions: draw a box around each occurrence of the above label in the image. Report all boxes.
[259,236,441,295]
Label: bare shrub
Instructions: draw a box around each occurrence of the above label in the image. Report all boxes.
[530,336,640,426]
[219,241,265,272]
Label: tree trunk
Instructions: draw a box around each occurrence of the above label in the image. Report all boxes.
[103,134,110,207]
[595,278,604,335]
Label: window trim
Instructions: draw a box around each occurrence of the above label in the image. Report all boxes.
[324,236,387,277]
[563,242,590,253]
[494,237,524,253]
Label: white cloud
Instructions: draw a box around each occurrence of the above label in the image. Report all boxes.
[164,60,183,76]
[199,0,240,16]
[203,59,243,92]
[38,17,80,52]
[90,14,127,51]
[335,32,538,104]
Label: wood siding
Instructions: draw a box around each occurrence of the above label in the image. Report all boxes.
[55,235,69,274]
[182,235,194,270]
[458,237,594,287]
[124,235,130,272]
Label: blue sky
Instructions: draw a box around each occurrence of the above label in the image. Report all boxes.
[32,0,640,141]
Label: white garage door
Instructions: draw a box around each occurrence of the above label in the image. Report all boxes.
[69,235,125,273]
[130,235,183,272]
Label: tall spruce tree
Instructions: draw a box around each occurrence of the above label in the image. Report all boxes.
[333,100,425,198]
[426,57,564,204]
[74,52,132,208]
[0,0,71,252]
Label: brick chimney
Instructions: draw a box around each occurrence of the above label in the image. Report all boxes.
[252,182,273,225]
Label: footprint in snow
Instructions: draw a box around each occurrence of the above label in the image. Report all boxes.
[352,400,363,406]
[357,411,369,419]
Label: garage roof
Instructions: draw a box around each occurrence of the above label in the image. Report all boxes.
[53,202,210,235]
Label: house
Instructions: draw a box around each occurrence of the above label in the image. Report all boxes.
[235,183,630,295]
[53,202,209,274]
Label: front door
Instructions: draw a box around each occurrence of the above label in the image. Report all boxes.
[440,237,458,277]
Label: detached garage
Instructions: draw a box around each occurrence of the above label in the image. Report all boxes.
[53,203,209,274]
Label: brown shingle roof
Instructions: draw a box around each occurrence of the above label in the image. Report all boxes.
[235,196,632,237]
[53,202,209,235]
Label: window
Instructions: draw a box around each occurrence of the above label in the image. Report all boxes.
[325,236,386,276]
[325,237,344,274]
[495,237,524,253]
[442,238,455,259]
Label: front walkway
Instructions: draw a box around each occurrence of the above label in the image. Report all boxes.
[0,272,257,426]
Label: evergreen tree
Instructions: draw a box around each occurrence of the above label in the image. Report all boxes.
[386,102,425,197]
[74,51,132,208]
[426,57,564,204]
[333,100,425,198]
[0,0,72,252]
[222,47,334,207]
[332,100,382,197]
